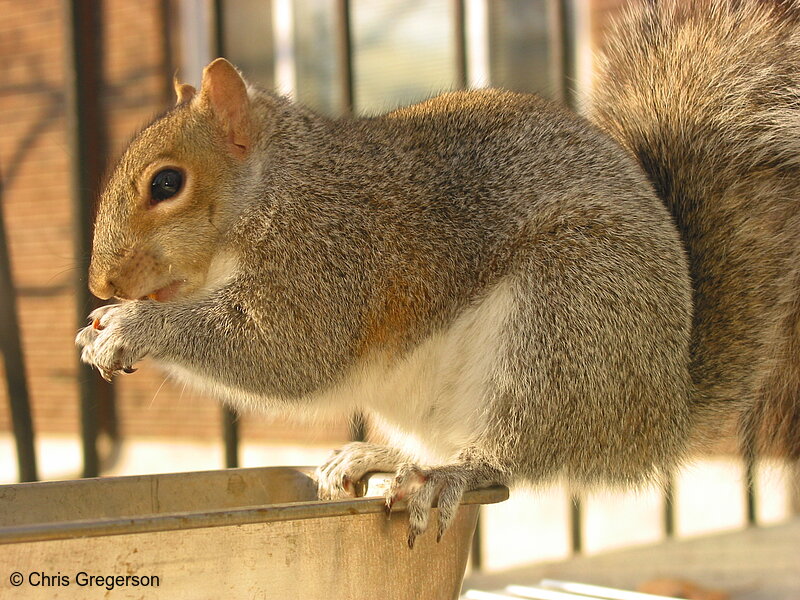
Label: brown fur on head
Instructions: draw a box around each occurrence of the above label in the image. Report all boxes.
[89,59,253,301]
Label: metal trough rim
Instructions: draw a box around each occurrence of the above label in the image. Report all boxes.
[0,466,509,545]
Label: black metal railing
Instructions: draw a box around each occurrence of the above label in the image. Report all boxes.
[0,165,37,483]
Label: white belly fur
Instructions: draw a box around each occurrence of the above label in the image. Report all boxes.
[337,277,513,463]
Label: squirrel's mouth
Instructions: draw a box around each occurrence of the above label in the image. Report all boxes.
[142,280,184,302]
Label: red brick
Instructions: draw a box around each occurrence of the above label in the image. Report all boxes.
[0,1,349,449]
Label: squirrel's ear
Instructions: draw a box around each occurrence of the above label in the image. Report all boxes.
[173,76,196,105]
[199,58,251,158]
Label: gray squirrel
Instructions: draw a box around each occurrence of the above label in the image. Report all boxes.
[77,0,800,547]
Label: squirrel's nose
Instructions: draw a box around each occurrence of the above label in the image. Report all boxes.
[88,276,116,300]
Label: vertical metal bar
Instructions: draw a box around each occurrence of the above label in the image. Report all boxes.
[470,512,484,572]
[335,0,364,442]
[348,414,366,443]
[160,0,177,105]
[470,511,483,571]
[336,0,355,115]
[557,0,577,109]
[739,422,758,526]
[663,473,675,538]
[211,0,241,469]
[454,0,483,569]
[570,494,582,554]
[64,0,110,478]
[547,0,564,102]
[745,461,757,525]
[556,0,582,554]
[744,445,758,526]
[212,0,226,60]
[454,0,468,89]
[0,168,38,482]
[222,407,240,468]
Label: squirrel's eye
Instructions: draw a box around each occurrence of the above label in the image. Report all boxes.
[150,168,184,204]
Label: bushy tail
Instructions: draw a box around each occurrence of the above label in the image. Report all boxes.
[591,0,800,457]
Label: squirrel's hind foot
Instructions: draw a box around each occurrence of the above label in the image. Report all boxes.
[386,459,506,549]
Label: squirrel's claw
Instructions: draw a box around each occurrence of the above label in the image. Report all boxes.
[387,464,439,549]
[386,460,505,548]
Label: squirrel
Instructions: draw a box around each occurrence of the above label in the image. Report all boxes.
[77,0,799,548]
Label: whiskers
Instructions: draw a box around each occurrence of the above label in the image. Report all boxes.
[46,264,81,285]
[148,373,171,409]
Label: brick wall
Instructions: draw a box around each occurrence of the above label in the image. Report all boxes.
[1,0,77,436]
[0,1,349,447]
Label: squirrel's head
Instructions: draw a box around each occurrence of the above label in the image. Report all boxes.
[89,58,253,301]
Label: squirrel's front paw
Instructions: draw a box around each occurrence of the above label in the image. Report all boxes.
[76,304,146,381]
[316,442,410,500]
